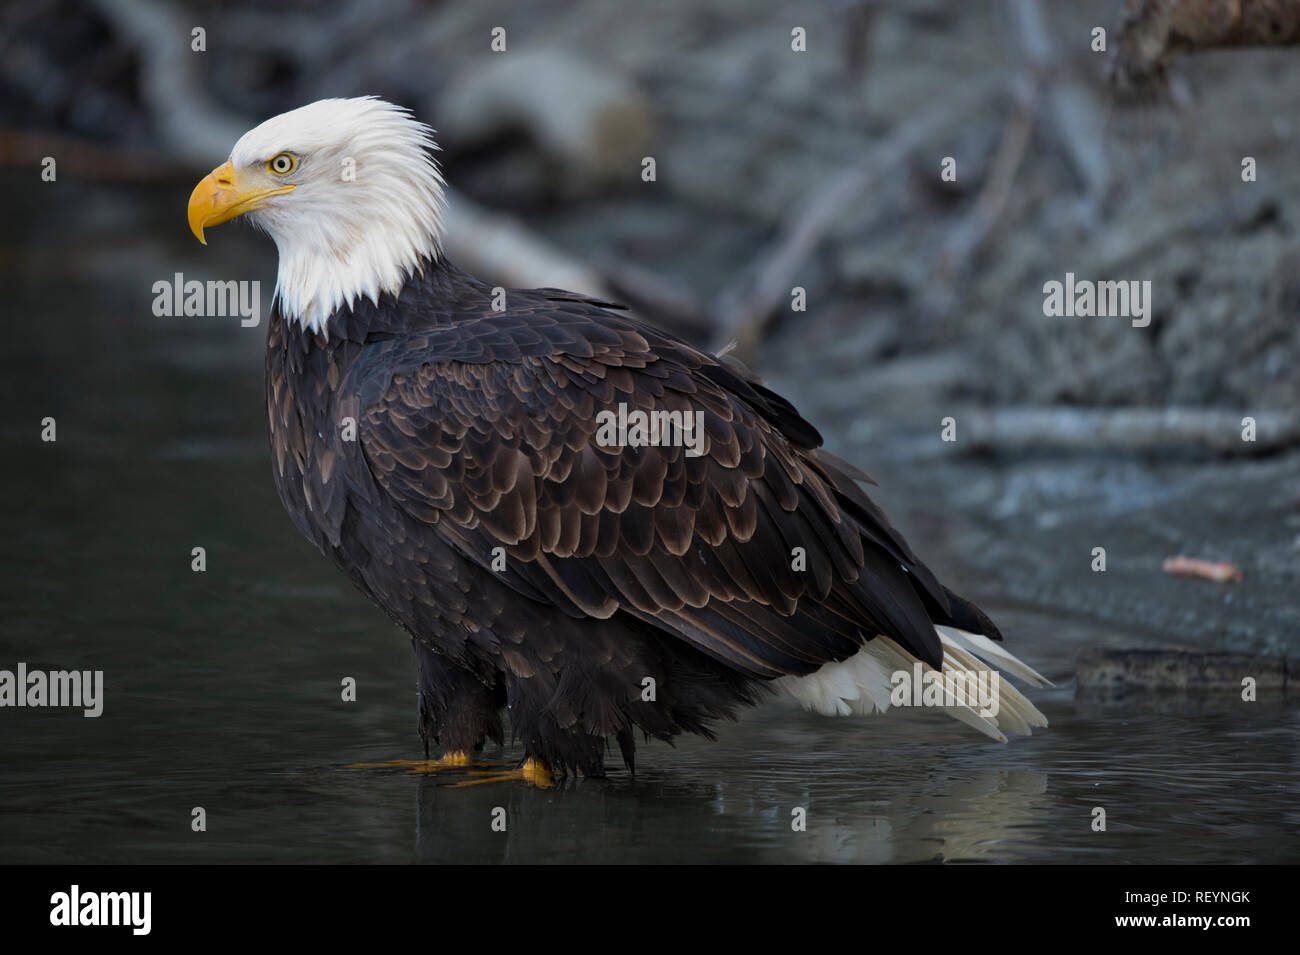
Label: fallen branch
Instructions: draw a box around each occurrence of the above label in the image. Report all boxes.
[933,79,1037,283]
[1115,0,1300,93]
[1076,646,1286,689]
[1007,0,1111,201]
[711,74,1006,360]
[85,0,249,165]
[440,194,613,300]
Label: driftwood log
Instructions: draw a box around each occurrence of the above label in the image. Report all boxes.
[1115,0,1300,92]
[1076,646,1289,689]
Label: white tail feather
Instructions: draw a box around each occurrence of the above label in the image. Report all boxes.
[936,625,1052,687]
[777,627,1050,741]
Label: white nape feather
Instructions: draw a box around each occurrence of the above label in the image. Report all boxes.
[777,626,1051,742]
[230,97,447,334]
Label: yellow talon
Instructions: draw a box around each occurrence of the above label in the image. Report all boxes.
[345,752,476,772]
[347,753,553,787]
[520,758,553,788]
[449,757,556,789]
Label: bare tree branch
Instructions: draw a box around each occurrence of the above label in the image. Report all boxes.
[711,74,1006,360]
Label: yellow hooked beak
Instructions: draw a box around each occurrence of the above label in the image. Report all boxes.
[187,160,295,244]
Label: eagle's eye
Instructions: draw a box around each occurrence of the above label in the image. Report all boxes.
[268,153,297,175]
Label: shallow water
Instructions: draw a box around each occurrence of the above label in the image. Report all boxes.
[2,180,1296,864]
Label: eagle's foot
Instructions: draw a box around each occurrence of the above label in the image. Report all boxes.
[346,751,489,773]
[449,757,555,790]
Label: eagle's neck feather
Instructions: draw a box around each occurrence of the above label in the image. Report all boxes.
[270,202,443,335]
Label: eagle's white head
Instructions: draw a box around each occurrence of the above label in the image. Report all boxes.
[188,97,446,332]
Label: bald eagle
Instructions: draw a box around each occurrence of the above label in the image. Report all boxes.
[188,97,1047,783]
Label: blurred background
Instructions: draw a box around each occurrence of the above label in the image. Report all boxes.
[0,0,1296,863]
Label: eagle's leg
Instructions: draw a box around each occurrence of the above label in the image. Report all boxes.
[348,642,504,774]
[412,640,505,760]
